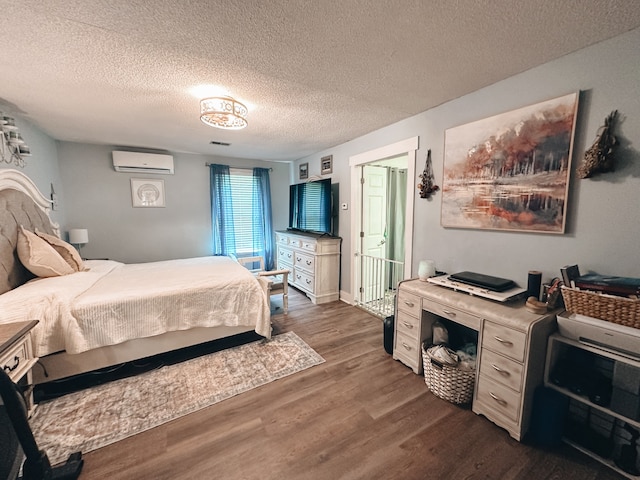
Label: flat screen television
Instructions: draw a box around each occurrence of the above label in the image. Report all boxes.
[288,178,333,235]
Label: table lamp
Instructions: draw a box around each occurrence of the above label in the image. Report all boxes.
[69,228,89,257]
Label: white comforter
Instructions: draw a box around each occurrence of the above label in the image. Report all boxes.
[0,256,270,356]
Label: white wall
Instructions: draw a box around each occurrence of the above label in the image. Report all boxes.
[56,142,291,263]
[0,113,66,228]
[297,27,640,295]
[4,27,639,289]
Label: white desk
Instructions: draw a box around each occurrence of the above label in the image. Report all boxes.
[395,279,557,440]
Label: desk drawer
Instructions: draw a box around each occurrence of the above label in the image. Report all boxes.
[483,321,526,362]
[476,375,521,423]
[397,290,421,317]
[393,331,421,372]
[1,336,32,383]
[422,298,481,331]
[396,312,420,340]
[479,349,523,393]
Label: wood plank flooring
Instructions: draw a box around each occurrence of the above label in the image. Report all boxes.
[75,288,622,480]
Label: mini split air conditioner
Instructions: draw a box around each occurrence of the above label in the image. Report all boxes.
[112,151,174,174]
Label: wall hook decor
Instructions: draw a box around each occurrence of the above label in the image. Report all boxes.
[578,110,619,179]
[1,115,31,168]
[418,149,439,199]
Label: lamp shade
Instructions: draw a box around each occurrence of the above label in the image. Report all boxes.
[200,96,248,130]
[69,228,89,244]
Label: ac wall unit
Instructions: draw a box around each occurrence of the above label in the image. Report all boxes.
[112,151,174,174]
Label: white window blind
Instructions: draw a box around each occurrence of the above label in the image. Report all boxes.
[229,168,261,254]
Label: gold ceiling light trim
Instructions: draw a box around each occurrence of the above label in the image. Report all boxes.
[200,96,248,130]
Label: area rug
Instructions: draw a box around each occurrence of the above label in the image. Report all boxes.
[29,331,324,465]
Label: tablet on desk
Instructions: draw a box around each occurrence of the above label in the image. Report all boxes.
[448,271,516,292]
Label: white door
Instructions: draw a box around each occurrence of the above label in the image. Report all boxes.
[349,136,418,313]
[360,165,388,304]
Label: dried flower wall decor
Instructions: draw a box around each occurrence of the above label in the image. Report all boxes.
[578,110,619,179]
[418,149,439,199]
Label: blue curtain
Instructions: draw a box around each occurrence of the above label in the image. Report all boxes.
[253,168,275,270]
[210,164,274,269]
[209,164,236,256]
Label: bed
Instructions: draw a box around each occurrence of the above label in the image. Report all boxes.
[0,169,271,384]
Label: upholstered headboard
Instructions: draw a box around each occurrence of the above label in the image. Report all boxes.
[0,169,58,294]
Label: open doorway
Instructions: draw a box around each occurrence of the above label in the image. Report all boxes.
[349,137,418,318]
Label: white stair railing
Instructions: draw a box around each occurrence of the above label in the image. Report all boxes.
[356,253,405,318]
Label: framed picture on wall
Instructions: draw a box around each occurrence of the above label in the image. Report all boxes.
[441,92,579,234]
[299,162,309,180]
[321,155,333,175]
[131,178,165,207]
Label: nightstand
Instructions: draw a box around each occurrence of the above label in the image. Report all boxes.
[0,320,39,416]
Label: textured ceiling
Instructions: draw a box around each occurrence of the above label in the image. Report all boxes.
[1,1,640,162]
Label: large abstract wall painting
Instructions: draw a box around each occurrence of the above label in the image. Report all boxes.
[441,92,579,234]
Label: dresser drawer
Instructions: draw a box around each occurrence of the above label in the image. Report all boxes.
[482,321,526,362]
[294,251,315,274]
[476,375,521,423]
[422,298,481,331]
[293,268,314,293]
[397,290,421,317]
[301,240,317,252]
[276,233,289,246]
[1,335,33,383]
[396,312,420,340]
[479,348,523,392]
[278,247,294,266]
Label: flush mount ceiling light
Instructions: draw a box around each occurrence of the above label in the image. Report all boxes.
[200,96,248,130]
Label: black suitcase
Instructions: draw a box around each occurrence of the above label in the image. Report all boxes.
[383,315,394,355]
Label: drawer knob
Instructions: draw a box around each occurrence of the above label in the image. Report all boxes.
[493,336,513,346]
[402,342,412,351]
[3,355,20,373]
[306,260,312,266]
[489,392,507,406]
[402,322,414,329]
[404,301,415,307]
[442,309,456,317]
[491,364,510,376]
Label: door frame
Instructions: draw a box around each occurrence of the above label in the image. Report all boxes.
[349,136,418,303]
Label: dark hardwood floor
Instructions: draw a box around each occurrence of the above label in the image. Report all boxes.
[75,288,622,480]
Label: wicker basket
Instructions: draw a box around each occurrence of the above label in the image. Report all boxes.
[561,286,640,329]
[422,344,475,405]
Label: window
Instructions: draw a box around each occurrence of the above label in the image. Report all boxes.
[210,165,274,269]
[228,169,259,255]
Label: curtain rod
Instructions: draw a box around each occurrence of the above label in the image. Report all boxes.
[204,163,273,172]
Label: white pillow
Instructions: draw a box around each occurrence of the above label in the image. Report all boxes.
[35,229,87,272]
[17,226,75,277]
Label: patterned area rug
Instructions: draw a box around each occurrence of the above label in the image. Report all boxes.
[30,332,324,465]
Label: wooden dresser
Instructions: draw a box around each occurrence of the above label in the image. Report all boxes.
[395,279,556,441]
[275,230,341,304]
